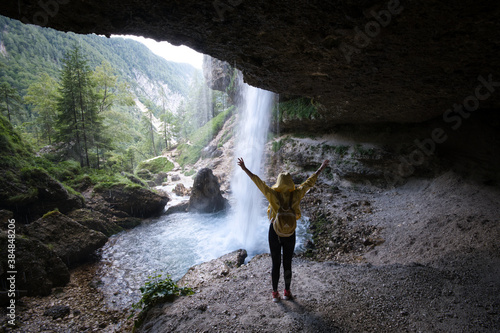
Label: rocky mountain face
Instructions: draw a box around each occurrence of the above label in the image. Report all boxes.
[1,0,499,126]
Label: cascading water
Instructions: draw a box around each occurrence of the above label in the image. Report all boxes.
[229,83,274,255]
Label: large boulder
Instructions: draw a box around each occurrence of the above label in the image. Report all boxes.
[67,208,123,237]
[24,211,108,267]
[0,167,84,223]
[188,168,228,213]
[93,184,169,218]
[0,232,70,305]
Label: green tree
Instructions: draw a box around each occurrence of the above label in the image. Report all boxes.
[159,110,174,150]
[56,45,101,167]
[0,82,23,123]
[141,100,158,156]
[157,86,175,150]
[24,73,59,145]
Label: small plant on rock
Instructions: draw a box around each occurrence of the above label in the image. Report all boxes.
[129,271,194,327]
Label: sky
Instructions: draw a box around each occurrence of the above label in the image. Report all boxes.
[112,35,204,69]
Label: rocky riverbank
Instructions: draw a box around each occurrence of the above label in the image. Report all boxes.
[3,166,497,333]
[136,169,500,332]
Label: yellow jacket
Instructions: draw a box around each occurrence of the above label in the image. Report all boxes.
[249,172,318,221]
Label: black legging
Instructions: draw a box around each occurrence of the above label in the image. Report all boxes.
[268,223,296,292]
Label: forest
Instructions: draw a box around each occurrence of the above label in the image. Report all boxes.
[0,15,233,178]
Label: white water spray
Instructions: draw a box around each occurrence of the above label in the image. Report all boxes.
[230,82,275,254]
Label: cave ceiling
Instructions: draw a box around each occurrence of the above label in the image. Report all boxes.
[1,0,499,125]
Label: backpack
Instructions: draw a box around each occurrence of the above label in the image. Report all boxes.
[272,191,297,237]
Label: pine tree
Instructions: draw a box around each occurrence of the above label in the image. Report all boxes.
[141,101,158,156]
[0,82,23,124]
[56,45,99,167]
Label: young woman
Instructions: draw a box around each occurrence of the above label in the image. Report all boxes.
[237,157,330,302]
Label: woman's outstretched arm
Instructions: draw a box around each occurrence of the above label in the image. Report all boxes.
[315,160,330,176]
[237,157,255,178]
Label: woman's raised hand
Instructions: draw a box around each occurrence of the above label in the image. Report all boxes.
[316,159,330,174]
[237,157,246,170]
[320,160,330,171]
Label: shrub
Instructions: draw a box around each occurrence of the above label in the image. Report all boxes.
[130,272,193,327]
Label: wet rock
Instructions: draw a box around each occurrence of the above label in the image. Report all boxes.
[201,145,223,159]
[203,56,232,92]
[178,249,247,289]
[93,183,169,218]
[67,208,123,237]
[165,202,189,215]
[24,211,108,267]
[0,232,70,305]
[188,168,228,213]
[173,183,190,197]
[171,174,181,182]
[44,305,70,320]
[0,209,13,231]
[114,216,142,229]
[154,172,169,186]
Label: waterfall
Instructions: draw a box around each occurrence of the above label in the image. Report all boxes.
[229,82,275,255]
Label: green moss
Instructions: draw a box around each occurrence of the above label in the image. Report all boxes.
[353,144,375,157]
[6,188,38,205]
[136,156,174,175]
[273,97,319,122]
[71,168,145,192]
[272,140,284,152]
[217,128,233,148]
[94,180,143,192]
[42,209,60,219]
[335,145,349,157]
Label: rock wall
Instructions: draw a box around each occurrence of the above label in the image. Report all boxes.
[2,1,499,125]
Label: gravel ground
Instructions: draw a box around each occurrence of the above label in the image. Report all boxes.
[137,253,499,333]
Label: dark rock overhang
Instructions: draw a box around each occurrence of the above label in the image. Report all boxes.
[1,0,499,124]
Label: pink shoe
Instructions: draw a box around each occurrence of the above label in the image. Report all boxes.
[283,289,293,300]
[272,291,281,303]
